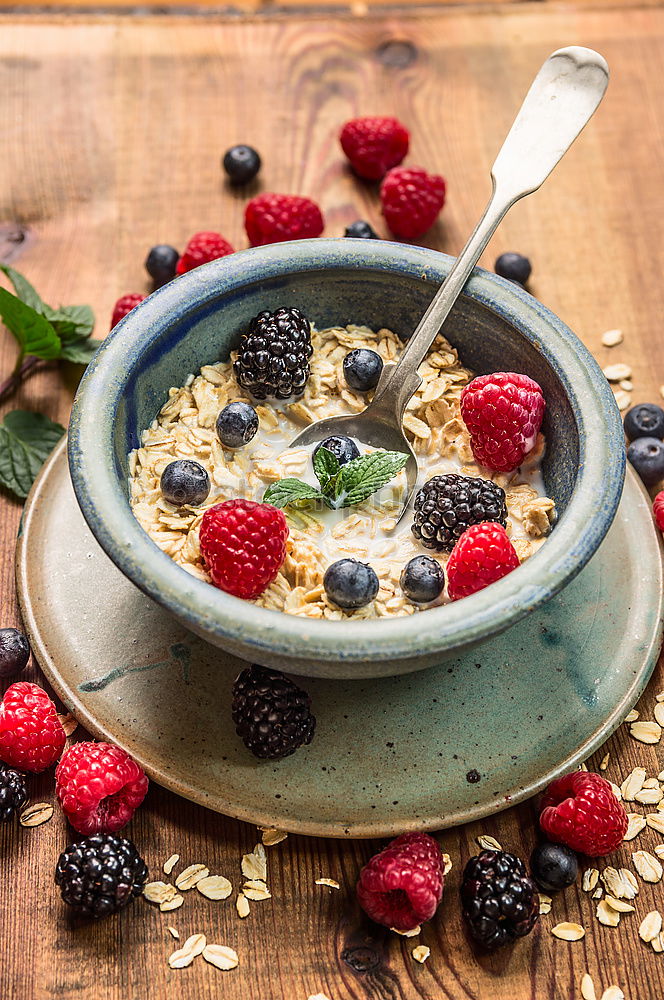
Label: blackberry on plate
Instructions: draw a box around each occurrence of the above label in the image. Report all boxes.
[400,555,445,604]
[530,842,578,892]
[412,474,507,552]
[343,349,384,392]
[495,252,531,285]
[234,307,313,400]
[344,220,378,239]
[216,401,259,449]
[461,849,539,950]
[55,833,148,918]
[624,403,664,442]
[0,627,30,677]
[627,437,664,486]
[145,244,179,286]
[222,144,261,185]
[323,558,379,610]
[0,764,28,822]
[160,459,210,507]
[313,435,359,466]
[232,664,315,760]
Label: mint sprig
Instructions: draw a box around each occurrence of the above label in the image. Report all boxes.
[0,410,65,499]
[264,446,408,511]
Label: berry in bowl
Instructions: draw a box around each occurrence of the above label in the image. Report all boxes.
[68,240,625,679]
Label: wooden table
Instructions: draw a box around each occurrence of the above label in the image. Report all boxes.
[2,4,664,997]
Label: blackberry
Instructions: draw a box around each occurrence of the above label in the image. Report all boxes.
[0,764,28,821]
[222,144,261,185]
[495,252,531,285]
[55,833,148,918]
[232,664,315,760]
[0,627,30,677]
[344,220,378,239]
[313,435,359,467]
[461,849,539,950]
[530,842,578,892]
[234,307,313,400]
[412,474,507,552]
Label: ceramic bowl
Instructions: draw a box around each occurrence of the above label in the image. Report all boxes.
[68,239,625,679]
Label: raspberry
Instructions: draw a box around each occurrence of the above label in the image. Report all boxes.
[199,499,288,599]
[380,166,446,240]
[654,491,664,531]
[56,741,149,835]
[339,116,410,180]
[446,522,519,601]
[176,231,234,274]
[245,193,324,247]
[539,771,628,857]
[0,682,65,773]
[356,832,445,931]
[460,372,545,472]
[111,294,145,330]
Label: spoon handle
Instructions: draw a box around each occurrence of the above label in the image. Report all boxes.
[368,46,609,425]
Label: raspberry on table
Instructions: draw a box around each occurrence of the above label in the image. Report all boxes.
[339,116,410,180]
[356,832,445,931]
[380,166,446,240]
[111,294,145,330]
[55,833,148,918]
[55,741,149,835]
[199,498,288,600]
[412,474,507,553]
[460,371,546,472]
[176,231,234,274]
[461,849,539,950]
[539,770,628,857]
[245,193,324,246]
[0,764,28,822]
[234,306,313,400]
[0,682,66,773]
[232,664,315,759]
[654,491,664,531]
[446,522,519,601]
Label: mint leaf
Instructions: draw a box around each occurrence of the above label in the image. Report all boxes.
[337,450,409,508]
[0,287,62,361]
[59,337,103,365]
[0,264,46,313]
[264,479,325,509]
[49,304,95,342]
[313,445,340,492]
[0,410,65,499]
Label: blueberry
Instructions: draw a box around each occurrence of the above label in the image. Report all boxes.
[145,244,179,286]
[530,842,578,892]
[344,220,378,239]
[400,555,445,604]
[627,436,664,486]
[323,559,379,610]
[624,403,664,442]
[216,401,259,449]
[0,629,30,678]
[343,349,384,392]
[495,252,532,285]
[160,460,210,506]
[222,145,261,185]
[314,435,360,467]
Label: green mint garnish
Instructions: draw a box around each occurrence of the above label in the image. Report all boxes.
[0,410,65,499]
[263,478,326,510]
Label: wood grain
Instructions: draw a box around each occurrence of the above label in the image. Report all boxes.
[1,8,664,998]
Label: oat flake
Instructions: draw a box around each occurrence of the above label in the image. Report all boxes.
[624,709,639,723]
[241,847,267,882]
[604,896,635,913]
[57,713,79,737]
[315,878,340,889]
[163,854,179,875]
[412,945,430,963]
[596,900,621,926]
[167,927,179,939]
[630,720,662,744]
[652,933,664,953]
[647,813,664,834]
[624,814,647,840]
[621,766,647,801]
[197,875,233,900]
[603,363,632,382]
[539,893,552,915]
[601,329,623,347]
[168,933,206,969]
[19,802,53,828]
[583,869,600,892]
[600,989,624,1000]
[259,827,288,847]
[243,881,271,901]
[160,895,184,912]
[476,835,502,851]
[655,704,664,727]
[236,893,250,918]
[599,753,610,771]
[391,925,421,937]
[202,944,239,971]
[633,850,663,882]
[581,973,597,1000]
[639,910,663,942]
[175,864,210,890]
[143,882,177,905]
[551,922,585,941]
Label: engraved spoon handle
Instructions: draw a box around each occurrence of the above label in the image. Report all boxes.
[367,46,609,425]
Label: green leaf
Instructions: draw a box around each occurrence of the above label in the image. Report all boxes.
[0,410,65,499]
[263,479,325,509]
[337,450,409,508]
[59,337,103,365]
[48,304,95,343]
[312,445,340,493]
[0,264,46,313]
[0,287,62,360]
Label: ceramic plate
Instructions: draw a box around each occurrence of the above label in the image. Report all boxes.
[16,440,663,838]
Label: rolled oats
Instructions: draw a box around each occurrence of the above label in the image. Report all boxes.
[197,875,233,900]
[581,973,597,1000]
[242,844,267,882]
[633,850,664,882]
[600,989,624,1000]
[476,835,502,851]
[167,927,179,939]
[582,869,600,893]
[639,910,663,942]
[655,703,664,727]
[621,766,647,801]
[163,854,179,875]
[160,894,184,912]
[236,893,250,918]
[18,803,53,827]
[647,814,664,834]
[630,721,662,744]
[601,329,623,347]
[624,814,647,840]
[412,945,430,963]
[175,864,210,890]
[603,363,632,382]
[144,882,177,905]
[604,896,634,913]
[315,878,340,889]
[624,709,640,723]
[539,893,552,915]
[596,900,621,926]
[551,922,585,941]
[202,944,239,971]
[168,933,206,969]
[599,753,610,771]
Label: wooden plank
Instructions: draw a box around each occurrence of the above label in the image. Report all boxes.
[1,8,663,999]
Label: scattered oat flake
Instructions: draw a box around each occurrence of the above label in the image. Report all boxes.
[655,704,664,728]
[597,900,621,926]
[168,933,206,969]
[412,945,430,963]
[236,893,250,918]
[603,363,632,382]
[202,944,239,971]
[241,849,267,882]
[647,814,664,834]
[657,694,664,706]
[624,814,647,840]
[653,933,664,953]
[144,881,177,905]
[391,925,421,937]
[654,844,664,859]
[614,390,631,411]
[592,886,604,900]
[600,989,624,1000]
[163,854,179,875]
[610,783,622,801]
[621,766,647,801]
[167,926,179,940]
[307,995,331,1000]
[581,973,597,1000]
[315,878,340,889]
[259,827,288,846]
[476,835,502,851]
[442,853,452,875]
[57,713,78,737]
[552,922,585,941]
[599,753,610,771]
[539,893,552,914]
[175,864,209,890]
[160,894,184,912]
[583,869,600,892]
[624,709,640,723]
[630,720,662,744]
[633,850,663,882]
[196,875,233,900]
[604,896,635,913]
[19,802,53,828]
[636,787,663,805]
[243,881,271,901]
[639,910,663,942]
[601,329,623,347]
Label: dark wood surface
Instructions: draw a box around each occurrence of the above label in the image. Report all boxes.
[2,7,664,998]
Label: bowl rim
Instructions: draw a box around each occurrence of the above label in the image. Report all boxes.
[68,239,626,663]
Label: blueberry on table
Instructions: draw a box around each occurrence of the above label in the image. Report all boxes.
[530,842,578,892]
[144,244,179,286]
[313,435,360,466]
[323,558,379,610]
[0,628,30,677]
[624,403,664,442]
[343,349,384,392]
[160,459,210,506]
[216,401,259,449]
[344,220,378,239]
[400,555,445,604]
[627,436,664,486]
[222,145,262,185]
[495,252,532,285]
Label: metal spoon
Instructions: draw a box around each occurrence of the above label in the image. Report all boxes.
[290,46,609,520]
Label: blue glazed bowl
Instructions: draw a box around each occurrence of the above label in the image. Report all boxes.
[68,240,625,679]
